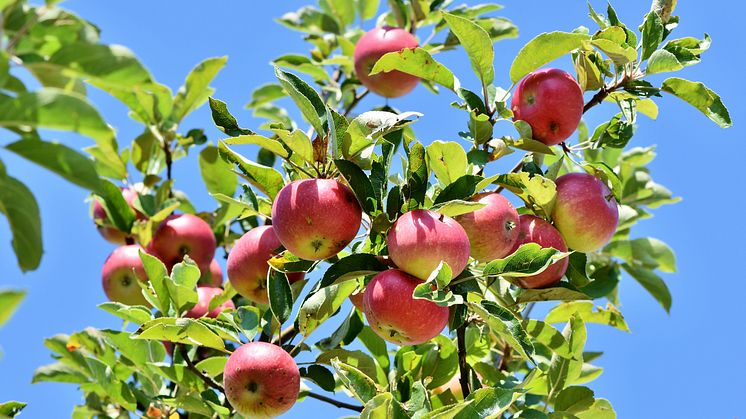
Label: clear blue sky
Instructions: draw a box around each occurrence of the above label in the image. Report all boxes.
[0,1,743,418]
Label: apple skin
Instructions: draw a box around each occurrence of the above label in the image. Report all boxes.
[363,269,449,346]
[227,226,304,304]
[511,68,584,146]
[552,173,619,252]
[510,215,569,289]
[101,245,150,306]
[148,214,216,273]
[387,209,470,280]
[455,193,520,262]
[223,342,300,418]
[354,26,419,98]
[185,286,235,319]
[92,188,140,244]
[271,179,362,261]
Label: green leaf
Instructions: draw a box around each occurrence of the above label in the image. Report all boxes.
[6,138,101,192]
[360,393,408,419]
[343,111,421,159]
[468,300,535,361]
[218,141,285,200]
[442,12,494,88]
[167,258,201,314]
[482,243,570,278]
[604,237,676,273]
[661,77,732,128]
[590,39,637,65]
[646,49,684,74]
[545,302,630,333]
[136,317,225,350]
[0,174,42,272]
[370,48,459,91]
[97,179,136,232]
[298,280,358,336]
[460,387,520,418]
[32,362,88,384]
[523,319,574,360]
[274,54,330,82]
[97,302,153,325]
[275,67,327,136]
[576,398,616,419]
[43,43,152,86]
[358,326,391,372]
[0,89,124,178]
[209,97,252,137]
[320,0,356,26]
[272,129,314,164]
[640,11,664,61]
[300,364,336,391]
[435,174,483,205]
[0,289,25,327]
[547,313,586,401]
[139,250,170,313]
[331,357,379,403]
[0,401,26,417]
[172,56,227,122]
[432,200,486,217]
[316,307,364,350]
[246,83,286,108]
[404,142,428,210]
[510,32,590,83]
[195,356,228,379]
[413,263,463,307]
[268,270,293,324]
[492,172,557,217]
[268,252,315,273]
[277,6,341,35]
[555,386,595,413]
[426,141,468,185]
[335,159,378,214]
[235,306,261,341]
[318,349,383,383]
[356,0,380,20]
[516,285,591,304]
[199,145,237,197]
[621,263,671,313]
[224,134,289,158]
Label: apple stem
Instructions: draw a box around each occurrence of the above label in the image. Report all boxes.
[306,391,363,412]
[456,323,472,398]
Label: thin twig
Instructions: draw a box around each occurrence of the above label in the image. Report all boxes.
[178,345,225,393]
[271,324,298,346]
[456,323,471,398]
[306,392,363,412]
[6,7,42,53]
[343,89,370,117]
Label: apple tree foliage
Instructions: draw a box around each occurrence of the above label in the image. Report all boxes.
[0,0,732,417]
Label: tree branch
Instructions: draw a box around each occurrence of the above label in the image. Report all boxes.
[343,89,370,117]
[306,391,363,412]
[456,322,471,398]
[178,345,225,393]
[271,324,298,346]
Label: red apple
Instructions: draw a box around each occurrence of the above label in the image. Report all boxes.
[227,226,304,304]
[271,179,362,261]
[184,286,235,319]
[552,173,619,252]
[92,187,141,244]
[148,214,216,273]
[455,193,520,262]
[510,215,569,288]
[101,245,150,306]
[199,259,224,287]
[354,26,419,98]
[363,269,449,345]
[223,342,300,418]
[511,68,584,146]
[387,209,470,280]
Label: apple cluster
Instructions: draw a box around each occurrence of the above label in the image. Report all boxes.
[90,28,621,419]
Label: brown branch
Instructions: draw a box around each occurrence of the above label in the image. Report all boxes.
[271,324,298,346]
[583,77,629,114]
[306,392,363,412]
[456,323,471,398]
[494,158,525,194]
[497,344,512,372]
[343,89,370,117]
[178,345,225,393]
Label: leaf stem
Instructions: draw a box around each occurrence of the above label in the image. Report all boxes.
[306,391,363,412]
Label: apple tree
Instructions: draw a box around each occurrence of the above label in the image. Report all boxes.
[0,0,732,417]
